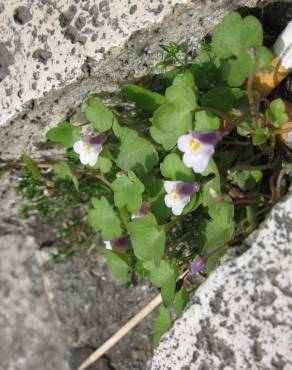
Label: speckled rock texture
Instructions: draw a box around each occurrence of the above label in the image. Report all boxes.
[0,234,71,370]
[151,192,292,370]
[0,170,157,370]
[0,0,269,161]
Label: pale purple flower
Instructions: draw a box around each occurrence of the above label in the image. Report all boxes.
[131,202,150,219]
[73,134,107,167]
[189,256,208,275]
[164,181,200,216]
[177,131,223,173]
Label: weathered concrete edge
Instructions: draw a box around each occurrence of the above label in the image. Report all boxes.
[150,190,292,370]
[0,0,266,160]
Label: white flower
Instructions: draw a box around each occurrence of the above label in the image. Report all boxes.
[73,135,104,167]
[164,181,199,216]
[104,241,112,250]
[177,132,216,173]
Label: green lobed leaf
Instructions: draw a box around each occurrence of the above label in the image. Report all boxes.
[229,170,263,191]
[212,12,263,58]
[112,170,145,213]
[255,46,273,68]
[195,111,220,131]
[199,199,235,272]
[127,213,165,265]
[153,305,172,347]
[174,286,189,318]
[252,127,269,145]
[266,98,288,127]
[172,69,196,89]
[122,84,165,111]
[151,70,197,149]
[160,153,195,181]
[143,260,176,288]
[23,154,43,181]
[191,50,223,90]
[212,13,263,86]
[201,87,247,114]
[116,128,159,176]
[237,121,252,136]
[85,96,114,132]
[53,160,79,191]
[150,261,176,306]
[94,156,112,173]
[46,121,81,148]
[88,196,122,240]
[98,247,130,279]
[220,51,255,87]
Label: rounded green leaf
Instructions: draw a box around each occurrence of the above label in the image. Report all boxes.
[255,46,273,68]
[88,197,122,240]
[153,305,172,347]
[127,213,165,264]
[195,111,220,131]
[112,171,144,213]
[116,128,159,176]
[85,96,114,132]
[212,12,242,57]
[160,153,195,181]
[266,98,288,127]
[46,121,81,148]
[98,247,130,280]
[252,127,269,145]
[122,84,165,111]
[201,87,247,114]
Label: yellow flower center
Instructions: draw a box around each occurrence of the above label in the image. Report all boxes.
[171,188,179,201]
[83,143,92,152]
[189,138,200,153]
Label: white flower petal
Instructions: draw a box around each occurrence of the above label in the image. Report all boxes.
[177,134,192,152]
[87,151,100,167]
[79,151,90,165]
[104,241,112,250]
[164,194,175,208]
[73,140,83,154]
[171,197,190,216]
[191,152,212,173]
[182,152,197,168]
[164,180,179,194]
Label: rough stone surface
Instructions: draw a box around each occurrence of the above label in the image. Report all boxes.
[38,248,157,370]
[0,0,273,161]
[151,192,292,370]
[0,234,71,370]
[1,1,292,369]
[0,170,158,370]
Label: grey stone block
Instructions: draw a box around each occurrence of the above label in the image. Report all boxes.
[0,234,71,370]
[150,192,292,370]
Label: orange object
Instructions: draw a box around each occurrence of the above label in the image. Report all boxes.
[255,57,289,97]
[255,21,292,97]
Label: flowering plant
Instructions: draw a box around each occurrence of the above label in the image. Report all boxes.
[16,12,292,345]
